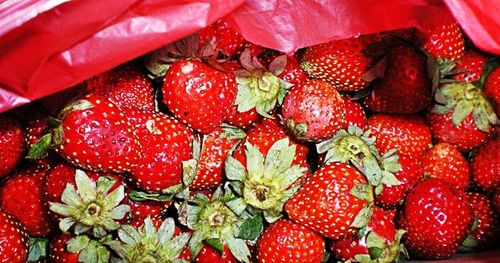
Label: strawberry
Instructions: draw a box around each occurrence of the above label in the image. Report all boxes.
[471,138,500,193]
[281,80,345,141]
[375,154,423,209]
[300,35,378,91]
[125,109,194,193]
[285,162,372,239]
[0,114,25,178]
[196,243,237,263]
[268,54,309,85]
[367,114,432,158]
[341,96,367,130]
[256,219,325,263]
[452,50,488,83]
[0,208,29,263]
[225,105,260,129]
[48,234,79,263]
[399,178,474,259]
[86,64,155,111]
[460,192,500,251]
[127,199,169,226]
[427,82,497,152]
[199,18,247,57]
[363,44,431,113]
[421,143,470,190]
[417,21,465,62]
[331,207,406,262]
[0,166,55,236]
[484,66,500,115]
[163,59,237,133]
[106,217,190,262]
[493,189,500,215]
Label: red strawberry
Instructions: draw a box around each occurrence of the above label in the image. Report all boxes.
[49,234,79,263]
[256,219,325,263]
[196,244,237,263]
[163,59,237,133]
[285,162,371,239]
[421,143,470,190]
[301,35,379,91]
[484,67,500,115]
[268,54,309,85]
[427,82,497,152]
[25,116,59,169]
[363,44,431,113]
[471,138,500,193]
[460,192,500,251]
[0,166,55,236]
[126,109,194,193]
[0,114,25,178]
[367,114,432,158]
[492,189,500,215]
[376,154,423,209]
[417,21,465,62]
[341,96,367,130]
[281,80,345,141]
[0,208,29,263]
[331,207,405,262]
[199,18,247,57]
[399,178,473,259]
[225,105,260,129]
[452,50,488,83]
[86,64,155,111]
[128,199,169,226]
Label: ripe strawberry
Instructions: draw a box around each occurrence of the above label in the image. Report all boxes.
[49,234,79,263]
[199,18,247,57]
[484,67,500,115]
[492,189,500,215]
[125,109,194,193]
[471,138,500,193]
[367,114,432,158]
[281,80,345,141]
[128,198,169,226]
[341,96,367,130]
[0,166,55,236]
[452,50,488,82]
[421,143,470,190]
[0,208,29,263]
[0,114,25,178]
[331,207,406,262]
[256,219,325,263]
[417,21,465,61]
[376,154,423,209]
[225,105,260,129]
[268,54,309,85]
[301,35,378,91]
[285,162,372,239]
[86,64,155,111]
[163,59,237,133]
[399,178,473,259]
[363,44,431,113]
[460,192,500,251]
[427,82,497,152]
[196,243,237,263]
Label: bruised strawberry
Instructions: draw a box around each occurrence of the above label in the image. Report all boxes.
[421,143,470,190]
[163,59,237,134]
[0,208,29,263]
[363,44,431,113]
[471,138,500,193]
[452,50,488,83]
[399,179,473,259]
[199,18,247,57]
[0,114,25,178]
[0,166,55,236]
[281,80,345,142]
[256,219,325,263]
[86,64,155,111]
[417,21,465,61]
[342,96,367,130]
[126,109,194,193]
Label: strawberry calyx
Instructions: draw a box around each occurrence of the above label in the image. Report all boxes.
[225,138,307,223]
[459,215,480,252]
[432,82,498,132]
[28,237,48,262]
[49,169,130,238]
[354,229,407,263]
[284,118,308,140]
[66,235,112,263]
[349,183,375,230]
[106,217,190,262]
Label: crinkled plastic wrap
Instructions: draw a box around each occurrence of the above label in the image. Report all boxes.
[1,0,499,113]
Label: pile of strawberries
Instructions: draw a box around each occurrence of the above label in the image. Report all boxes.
[0,17,499,263]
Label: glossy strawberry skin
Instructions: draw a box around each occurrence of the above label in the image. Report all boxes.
[257,219,325,263]
[471,138,500,193]
[427,111,493,152]
[277,55,309,85]
[364,44,431,113]
[195,243,237,263]
[367,114,432,158]
[342,96,367,130]
[0,114,25,178]
[163,59,237,134]
[199,18,247,57]
[465,192,500,249]
[49,234,79,263]
[0,166,55,236]
[452,50,488,83]
[484,67,500,104]
[281,80,345,142]
[57,95,141,173]
[128,199,169,226]
[285,162,369,239]
[399,179,473,259]
[86,64,155,111]
[0,208,29,263]
[126,109,194,193]
[421,143,470,190]
[376,154,423,209]
[417,21,465,62]
[225,104,260,129]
